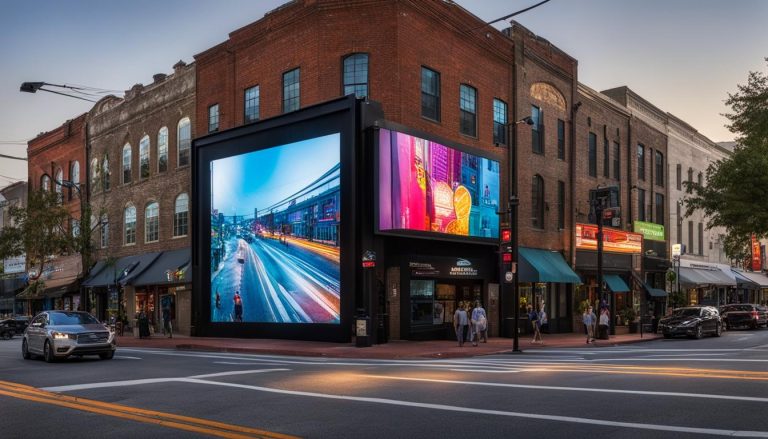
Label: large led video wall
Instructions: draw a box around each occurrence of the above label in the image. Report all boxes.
[378,128,500,240]
[209,133,341,324]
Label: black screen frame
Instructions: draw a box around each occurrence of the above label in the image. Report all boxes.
[192,96,358,342]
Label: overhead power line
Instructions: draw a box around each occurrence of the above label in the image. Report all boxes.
[0,153,28,161]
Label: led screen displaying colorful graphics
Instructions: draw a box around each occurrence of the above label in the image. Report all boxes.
[378,129,500,239]
[210,133,341,324]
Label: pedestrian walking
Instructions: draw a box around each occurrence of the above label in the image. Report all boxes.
[539,303,549,334]
[162,306,173,338]
[599,308,610,339]
[454,302,469,347]
[583,306,596,343]
[528,304,542,343]
[234,291,243,322]
[470,300,488,346]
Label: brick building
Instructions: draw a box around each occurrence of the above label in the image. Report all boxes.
[24,114,88,315]
[0,181,28,316]
[83,61,195,335]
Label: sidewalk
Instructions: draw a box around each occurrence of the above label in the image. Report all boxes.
[117,331,661,360]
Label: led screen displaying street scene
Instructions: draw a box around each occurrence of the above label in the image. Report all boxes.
[378,128,500,239]
[210,133,341,324]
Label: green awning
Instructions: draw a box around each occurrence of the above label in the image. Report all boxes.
[518,247,581,284]
[604,274,630,292]
[646,285,668,297]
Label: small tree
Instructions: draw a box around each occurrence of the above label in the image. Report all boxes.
[0,190,76,291]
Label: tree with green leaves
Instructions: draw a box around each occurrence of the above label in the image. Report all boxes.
[684,59,768,260]
[0,190,76,294]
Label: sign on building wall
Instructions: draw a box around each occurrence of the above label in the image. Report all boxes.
[575,223,643,254]
[633,221,665,241]
[752,234,761,271]
[3,254,26,274]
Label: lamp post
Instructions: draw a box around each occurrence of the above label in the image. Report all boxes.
[506,116,534,353]
[55,178,92,314]
[20,82,97,102]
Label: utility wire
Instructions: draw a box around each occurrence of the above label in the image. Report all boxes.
[486,0,551,25]
[0,153,28,161]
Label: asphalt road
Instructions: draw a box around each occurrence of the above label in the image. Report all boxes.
[211,237,340,324]
[2,328,768,438]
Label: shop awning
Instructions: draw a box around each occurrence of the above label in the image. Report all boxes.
[82,253,161,288]
[604,274,630,292]
[518,247,581,284]
[678,267,736,287]
[738,271,768,287]
[732,270,761,289]
[130,248,191,286]
[645,285,668,297]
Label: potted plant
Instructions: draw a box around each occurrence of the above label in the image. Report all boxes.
[622,307,639,333]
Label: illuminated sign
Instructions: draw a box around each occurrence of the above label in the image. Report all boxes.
[209,133,341,325]
[575,223,643,254]
[633,220,665,241]
[752,234,761,271]
[378,129,499,239]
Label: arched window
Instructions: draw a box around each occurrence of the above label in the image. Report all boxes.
[145,202,159,243]
[124,204,136,245]
[41,174,50,192]
[174,193,189,237]
[122,143,132,184]
[70,161,80,199]
[100,214,109,248]
[90,158,99,191]
[54,168,64,202]
[157,127,168,172]
[139,135,150,179]
[177,117,191,167]
[102,155,110,191]
[342,53,368,98]
[531,175,545,229]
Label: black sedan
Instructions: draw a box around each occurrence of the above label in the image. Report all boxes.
[0,317,31,340]
[658,306,722,339]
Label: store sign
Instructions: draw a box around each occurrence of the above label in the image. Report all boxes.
[752,234,761,271]
[575,223,642,254]
[672,243,683,257]
[3,254,26,274]
[633,221,665,241]
[409,257,482,278]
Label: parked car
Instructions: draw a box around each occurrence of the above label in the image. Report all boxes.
[0,316,31,340]
[658,306,722,339]
[719,304,768,330]
[22,311,116,362]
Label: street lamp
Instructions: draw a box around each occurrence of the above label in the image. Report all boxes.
[20,82,97,102]
[506,115,534,353]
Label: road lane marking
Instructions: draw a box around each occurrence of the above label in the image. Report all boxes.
[449,369,521,373]
[42,368,289,392]
[115,355,143,360]
[362,375,768,403]
[180,377,768,437]
[0,380,297,439]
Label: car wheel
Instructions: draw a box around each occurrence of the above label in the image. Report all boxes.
[43,340,57,363]
[715,324,722,337]
[694,325,703,339]
[99,351,115,360]
[22,339,31,360]
[663,333,672,339]
[1,331,11,340]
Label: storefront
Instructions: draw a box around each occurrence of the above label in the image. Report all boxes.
[574,223,643,333]
[16,255,83,316]
[738,271,768,304]
[129,248,192,336]
[82,252,161,323]
[633,221,670,317]
[676,264,735,306]
[516,247,581,334]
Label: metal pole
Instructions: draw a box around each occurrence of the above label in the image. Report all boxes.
[512,196,521,352]
[596,201,608,335]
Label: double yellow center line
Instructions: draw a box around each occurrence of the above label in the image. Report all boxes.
[518,363,768,381]
[0,380,298,439]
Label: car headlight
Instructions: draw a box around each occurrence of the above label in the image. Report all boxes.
[52,331,75,340]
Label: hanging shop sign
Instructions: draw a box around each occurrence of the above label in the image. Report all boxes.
[575,223,642,254]
[752,234,762,272]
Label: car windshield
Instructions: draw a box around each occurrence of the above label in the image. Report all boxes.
[49,312,100,325]
[722,305,752,312]
[674,308,701,317]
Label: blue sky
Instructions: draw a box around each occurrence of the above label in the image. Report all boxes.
[211,134,340,217]
[1,0,766,188]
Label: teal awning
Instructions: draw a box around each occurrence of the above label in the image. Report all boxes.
[645,285,668,297]
[518,247,581,284]
[604,274,630,292]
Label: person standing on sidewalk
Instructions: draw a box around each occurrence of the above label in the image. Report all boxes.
[454,303,469,347]
[471,300,488,346]
[599,308,610,339]
[583,306,596,343]
[162,306,173,339]
[528,304,542,343]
